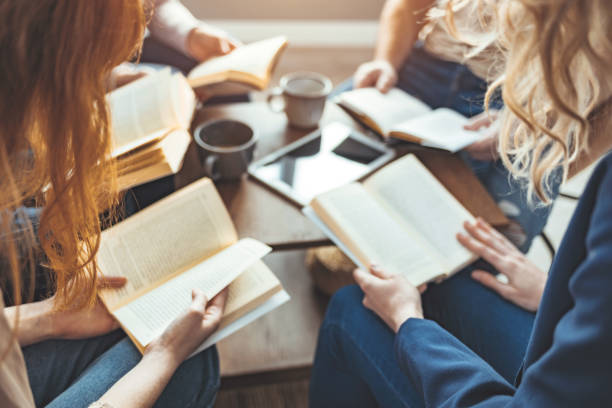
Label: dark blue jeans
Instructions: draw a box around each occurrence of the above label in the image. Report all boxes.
[23,330,220,408]
[309,264,535,407]
[335,45,559,252]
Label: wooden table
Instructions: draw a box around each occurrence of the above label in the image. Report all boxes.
[177,102,507,251]
[173,101,508,388]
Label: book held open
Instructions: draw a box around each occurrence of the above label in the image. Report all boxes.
[98,178,288,355]
[304,154,477,286]
[187,36,288,95]
[107,68,196,190]
[336,87,488,152]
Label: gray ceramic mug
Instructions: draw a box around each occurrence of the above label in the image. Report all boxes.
[267,71,333,129]
[194,119,257,182]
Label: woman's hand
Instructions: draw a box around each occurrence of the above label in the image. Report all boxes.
[50,276,127,339]
[464,110,500,161]
[353,266,426,333]
[187,25,241,62]
[354,60,399,93]
[107,63,154,91]
[457,218,547,312]
[5,275,127,346]
[145,288,228,368]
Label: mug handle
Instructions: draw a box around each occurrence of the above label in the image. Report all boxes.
[204,155,221,181]
[266,87,285,113]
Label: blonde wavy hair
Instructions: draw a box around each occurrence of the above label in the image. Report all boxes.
[0,0,145,310]
[444,0,612,203]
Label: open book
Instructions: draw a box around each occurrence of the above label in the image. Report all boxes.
[303,154,477,286]
[187,36,288,96]
[98,178,289,355]
[107,68,196,190]
[336,88,489,153]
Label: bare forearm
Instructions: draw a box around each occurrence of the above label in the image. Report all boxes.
[374,0,436,69]
[4,300,55,346]
[96,350,180,408]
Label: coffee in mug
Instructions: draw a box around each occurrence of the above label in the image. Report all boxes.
[194,119,257,182]
[267,71,332,129]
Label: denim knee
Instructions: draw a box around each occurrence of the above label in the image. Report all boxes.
[323,285,366,328]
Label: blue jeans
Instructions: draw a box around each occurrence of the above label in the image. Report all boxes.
[309,263,535,407]
[23,330,220,408]
[335,45,558,251]
[0,207,55,305]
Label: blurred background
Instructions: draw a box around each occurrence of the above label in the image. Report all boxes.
[184,0,383,24]
[183,0,382,68]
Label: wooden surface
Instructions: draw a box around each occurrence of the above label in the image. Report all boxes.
[410,149,509,227]
[176,102,354,249]
[215,379,309,408]
[216,249,327,379]
[176,102,507,248]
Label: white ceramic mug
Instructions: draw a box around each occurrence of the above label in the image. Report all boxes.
[267,72,333,129]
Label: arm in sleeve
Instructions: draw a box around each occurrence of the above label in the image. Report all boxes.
[149,0,200,56]
[394,160,612,407]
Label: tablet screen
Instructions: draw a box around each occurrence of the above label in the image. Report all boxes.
[250,122,389,204]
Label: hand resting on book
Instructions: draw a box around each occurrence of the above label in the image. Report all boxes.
[354,60,398,93]
[187,24,241,63]
[457,218,546,312]
[46,275,128,342]
[107,63,155,92]
[463,110,500,161]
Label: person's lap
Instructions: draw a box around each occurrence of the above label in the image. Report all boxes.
[310,264,535,407]
[421,260,534,382]
[310,284,422,407]
[23,330,220,408]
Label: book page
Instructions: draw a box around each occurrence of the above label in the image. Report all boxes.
[170,73,197,129]
[191,289,290,357]
[98,178,238,310]
[364,155,476,272]
[337,88,431,136]
[222,260,281,325]
[311,183,443,285]
[188,36,287,87]
[107,69,182,157]
[390,108,484,152]
[111,238,271,347]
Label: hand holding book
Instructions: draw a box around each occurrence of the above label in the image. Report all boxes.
[353,60,398,93]
[145,288,228,367]
[98,178,288,356]
[336,87,490,153]
[462,110,501,161]
[354,265,427,333]
[186,24,241,62]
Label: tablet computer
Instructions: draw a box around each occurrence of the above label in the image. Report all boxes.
[248,122,394,206]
